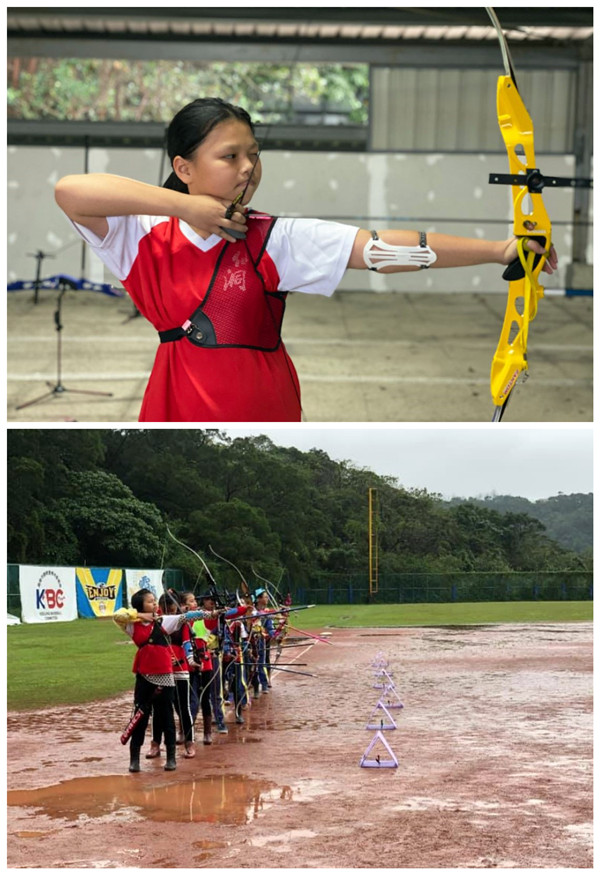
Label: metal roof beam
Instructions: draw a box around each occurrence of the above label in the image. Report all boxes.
[7,7,594,27]
[7,37,583,69]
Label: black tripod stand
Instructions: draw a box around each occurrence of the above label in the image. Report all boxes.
[16,277,113,410]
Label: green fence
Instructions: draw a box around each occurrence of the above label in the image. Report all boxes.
[7,564,21,616]
[6,566,593,617]
[287,571,593,605]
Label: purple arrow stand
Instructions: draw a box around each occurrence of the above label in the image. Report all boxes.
[359,730,399,769]
[373,668,395,689]
[378,685,404,710]
[366,701,397,731]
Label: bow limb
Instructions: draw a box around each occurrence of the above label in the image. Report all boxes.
[166,525,225,603]
[252,565,285,604]
[209,545,251,602]
[251,565,291,664]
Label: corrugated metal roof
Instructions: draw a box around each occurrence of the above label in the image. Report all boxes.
[6,12,593,44]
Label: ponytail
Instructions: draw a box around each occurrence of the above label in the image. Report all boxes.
[162,170,189,193]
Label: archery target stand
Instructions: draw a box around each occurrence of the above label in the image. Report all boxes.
[360,730,399,769]
[373,669,394,689]
[366,701,397,731]
[378,685,404,710]
[371,652,389,669]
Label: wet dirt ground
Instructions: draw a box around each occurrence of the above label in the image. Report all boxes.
[7,624,593,869]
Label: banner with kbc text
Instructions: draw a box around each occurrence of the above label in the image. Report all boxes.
[19,566,78,624]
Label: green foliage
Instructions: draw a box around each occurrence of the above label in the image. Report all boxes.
[7,58,369,124]
[7,431,106,564]
[443,493,593,556]
[6,430,592,596]
[55,470,165,566]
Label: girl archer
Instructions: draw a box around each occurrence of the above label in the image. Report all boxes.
[55,97,557,422]
[113,588,218,773]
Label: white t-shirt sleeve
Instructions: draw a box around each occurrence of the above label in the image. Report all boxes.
[70,214,169,281]
[161,614,187,634]
[266,217,360,296]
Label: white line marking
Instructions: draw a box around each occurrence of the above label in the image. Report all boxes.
[300,375,591,387]
[7,373,591,388]
[8,373,151,381]
[7,335,593,353]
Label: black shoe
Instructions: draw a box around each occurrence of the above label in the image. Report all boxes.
[129,747,141,773]
[164,747,177,771]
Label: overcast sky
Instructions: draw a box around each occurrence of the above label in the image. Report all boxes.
[223,426,593,500]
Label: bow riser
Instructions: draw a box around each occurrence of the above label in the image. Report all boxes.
[496,76,552,242]
[490,74,550,411]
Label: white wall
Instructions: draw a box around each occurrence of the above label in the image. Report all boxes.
[7,145,582,293]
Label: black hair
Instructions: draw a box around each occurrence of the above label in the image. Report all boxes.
[163,97,255,194]
[160,590,183,613]
[130,588,153,612]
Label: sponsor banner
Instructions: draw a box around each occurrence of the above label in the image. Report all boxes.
[19,566,78,624]
[76,568,123,618]
[125,569,164,606]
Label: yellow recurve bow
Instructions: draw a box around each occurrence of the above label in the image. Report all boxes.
[486,7,592,421]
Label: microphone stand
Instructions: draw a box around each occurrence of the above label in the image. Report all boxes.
[16,277,113,410]
[27,250,54,305]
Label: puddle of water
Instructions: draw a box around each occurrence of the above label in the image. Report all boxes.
[7,774,321,825]
[193,839,230,850]
[249,828,318,847]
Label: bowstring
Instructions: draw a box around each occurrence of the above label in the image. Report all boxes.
[165,526,226,738]
[239,46,306,421]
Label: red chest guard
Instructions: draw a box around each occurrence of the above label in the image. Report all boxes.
[159,214,286,351]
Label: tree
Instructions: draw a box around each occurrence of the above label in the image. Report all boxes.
[8,58,369,124]
[7,429,591,586]
[55,470,164,566]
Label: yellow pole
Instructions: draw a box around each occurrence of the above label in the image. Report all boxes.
[368,488,379,596]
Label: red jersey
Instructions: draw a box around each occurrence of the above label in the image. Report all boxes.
[72,212,358,422]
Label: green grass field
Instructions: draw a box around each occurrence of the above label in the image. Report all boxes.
[7,601,592,711]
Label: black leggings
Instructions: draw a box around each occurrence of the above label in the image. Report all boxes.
[152,675,194,744]
[130,674,175,750]
[198,669,215,722]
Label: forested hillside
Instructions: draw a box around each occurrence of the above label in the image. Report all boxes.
[443,494,592,555]
[7,430,592,592]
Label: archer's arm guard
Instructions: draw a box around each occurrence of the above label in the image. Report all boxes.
[185,610,217,621]
[364,230,437,271]
[113,607,139,629]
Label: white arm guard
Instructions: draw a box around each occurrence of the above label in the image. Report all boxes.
[364,230,438,271]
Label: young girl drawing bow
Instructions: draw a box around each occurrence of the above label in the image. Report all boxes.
[55,97,557,423]
[113,589,220,773]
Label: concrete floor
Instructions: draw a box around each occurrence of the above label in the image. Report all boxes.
[7,288,593,423]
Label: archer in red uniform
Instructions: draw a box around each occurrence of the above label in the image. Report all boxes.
[55,98,556,422]
[113,588,217,773]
